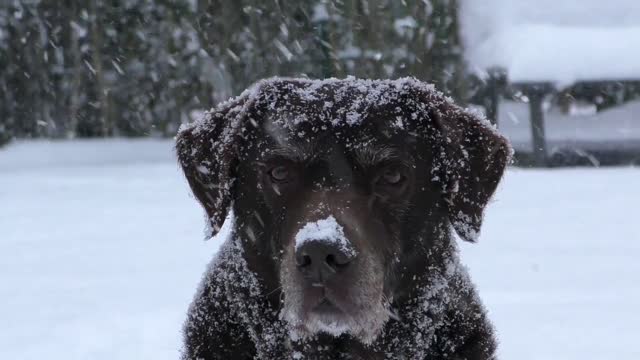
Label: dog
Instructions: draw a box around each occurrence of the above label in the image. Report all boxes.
[176,77,511,359]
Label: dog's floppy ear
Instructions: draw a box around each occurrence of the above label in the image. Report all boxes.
[175,97,251,239]
[429,98,512,243]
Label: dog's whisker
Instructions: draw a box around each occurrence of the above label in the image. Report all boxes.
[265,285,283,297]
[244,226,257,243]
[253,211,265,227]
[386,307,401,322]
[380,293,400,321]
[277,291,286,313]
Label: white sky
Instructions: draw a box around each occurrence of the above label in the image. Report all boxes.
[462,0,640,28]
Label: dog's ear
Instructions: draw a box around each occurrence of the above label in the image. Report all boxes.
[175,98,250,239]
[429,99,512,243]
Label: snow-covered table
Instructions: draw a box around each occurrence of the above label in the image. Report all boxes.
[461,0,640,165]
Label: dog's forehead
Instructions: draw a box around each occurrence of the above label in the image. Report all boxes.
[260,114,414,160]
[253,80,429,161]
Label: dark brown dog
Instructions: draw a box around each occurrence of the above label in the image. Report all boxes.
[176,77,511,359]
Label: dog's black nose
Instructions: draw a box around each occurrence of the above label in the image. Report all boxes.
[295,240,355,283]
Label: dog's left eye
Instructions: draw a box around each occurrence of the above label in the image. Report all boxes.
[269,165,290,182]
[380,168,404,185]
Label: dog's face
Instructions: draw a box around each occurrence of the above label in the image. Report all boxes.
[250,117,436,343]
[176,78,510,344]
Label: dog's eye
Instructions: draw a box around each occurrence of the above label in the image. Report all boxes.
[269,165,290,182]
[381,168,404,185]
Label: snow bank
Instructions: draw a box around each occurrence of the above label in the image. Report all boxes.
[0,138,174,172]
[469,25,640,85]
[0,139,220,360]
[461,0,640,84]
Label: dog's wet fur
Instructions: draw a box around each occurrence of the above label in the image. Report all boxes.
[176,78,510,359]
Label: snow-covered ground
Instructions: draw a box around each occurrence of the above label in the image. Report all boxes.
[494,100,640,153]
[1,140,638,359]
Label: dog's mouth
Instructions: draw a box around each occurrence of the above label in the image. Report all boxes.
[312,297,343,316]
[300,296,353,337]
[305,281,364,314]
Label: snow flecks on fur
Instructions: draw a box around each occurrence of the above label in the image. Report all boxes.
[451,212,481,243]
[178,76,442,137]
[184,213,290,359]
[185,217,492,358]
[177,77,505,357]
[263,76,439,132]
[294,215,356,257]
[370,242,492,358]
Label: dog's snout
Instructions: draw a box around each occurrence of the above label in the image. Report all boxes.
[296,241,355,282]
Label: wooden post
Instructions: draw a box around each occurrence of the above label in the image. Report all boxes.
[525,85,548,166]
[482,68,506,126]
[486,75,499,126]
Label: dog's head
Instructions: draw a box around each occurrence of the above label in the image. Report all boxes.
[176,78,510,344]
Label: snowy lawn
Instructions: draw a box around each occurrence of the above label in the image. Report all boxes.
[1,140,638,359]
[494,100,640,154]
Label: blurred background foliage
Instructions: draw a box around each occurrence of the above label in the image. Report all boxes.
[0,0,463,142]
[1,0,638,148]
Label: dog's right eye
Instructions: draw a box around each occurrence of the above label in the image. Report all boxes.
[269,165,290,182]
[381,168,403,185]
